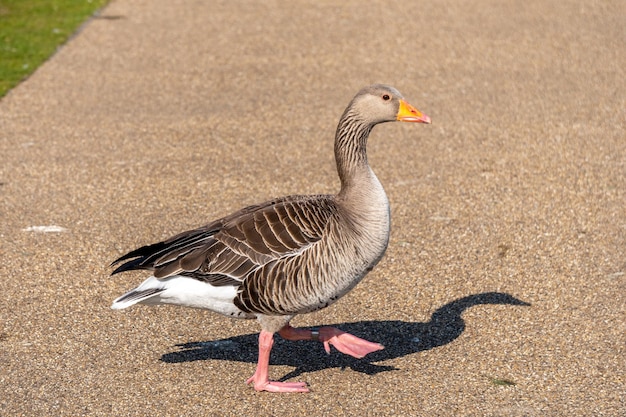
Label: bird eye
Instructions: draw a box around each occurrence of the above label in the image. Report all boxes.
[382,94,391,101]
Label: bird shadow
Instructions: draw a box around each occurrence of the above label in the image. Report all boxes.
[160,292,530,381]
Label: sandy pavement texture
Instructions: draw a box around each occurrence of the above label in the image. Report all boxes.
[0,0,624,416]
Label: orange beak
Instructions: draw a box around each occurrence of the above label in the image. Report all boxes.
[397,99,431,123]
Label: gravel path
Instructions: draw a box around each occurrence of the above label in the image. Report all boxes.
[1,1,624,415]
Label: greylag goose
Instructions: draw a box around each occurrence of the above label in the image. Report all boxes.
[110,84,431,393]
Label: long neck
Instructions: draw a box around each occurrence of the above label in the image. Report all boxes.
[334,107,374,196]
[333,106,391,256]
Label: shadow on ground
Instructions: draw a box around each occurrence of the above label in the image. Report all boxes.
[161,292,530,380]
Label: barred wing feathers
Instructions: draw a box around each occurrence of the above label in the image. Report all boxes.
[110,195,338,295]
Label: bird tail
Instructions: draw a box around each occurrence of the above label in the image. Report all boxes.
[111,276,166,309]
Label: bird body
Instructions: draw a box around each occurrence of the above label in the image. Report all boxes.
[111,188,388,320]
[111,84,430,392]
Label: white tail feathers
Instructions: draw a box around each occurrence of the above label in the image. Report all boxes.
[110,274,244,316]
[111,276,165,309]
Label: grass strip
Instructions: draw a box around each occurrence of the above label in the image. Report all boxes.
[0,0,108,97]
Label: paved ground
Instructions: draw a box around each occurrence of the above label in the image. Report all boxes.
[1,0,624,415]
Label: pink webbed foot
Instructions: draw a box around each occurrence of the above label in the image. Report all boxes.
[246,373,309,393]
[318,327,384,358]
[278,324,384,359]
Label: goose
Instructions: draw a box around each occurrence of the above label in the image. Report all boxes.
[110,84,431,393]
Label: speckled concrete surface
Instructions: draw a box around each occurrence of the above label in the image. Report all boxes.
[1,0,624,415]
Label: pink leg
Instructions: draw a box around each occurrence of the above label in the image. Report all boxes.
[246,330,309,393]
[279,325,384,359]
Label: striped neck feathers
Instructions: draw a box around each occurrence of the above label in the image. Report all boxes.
[334,108,374,192]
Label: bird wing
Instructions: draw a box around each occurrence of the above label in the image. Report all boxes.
[110,195,338,289]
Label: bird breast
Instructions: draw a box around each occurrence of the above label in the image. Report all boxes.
[307,169,391,310]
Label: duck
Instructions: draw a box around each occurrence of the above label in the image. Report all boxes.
[110,84,431,393]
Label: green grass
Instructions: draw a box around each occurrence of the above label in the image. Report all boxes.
[0,0,108,97]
